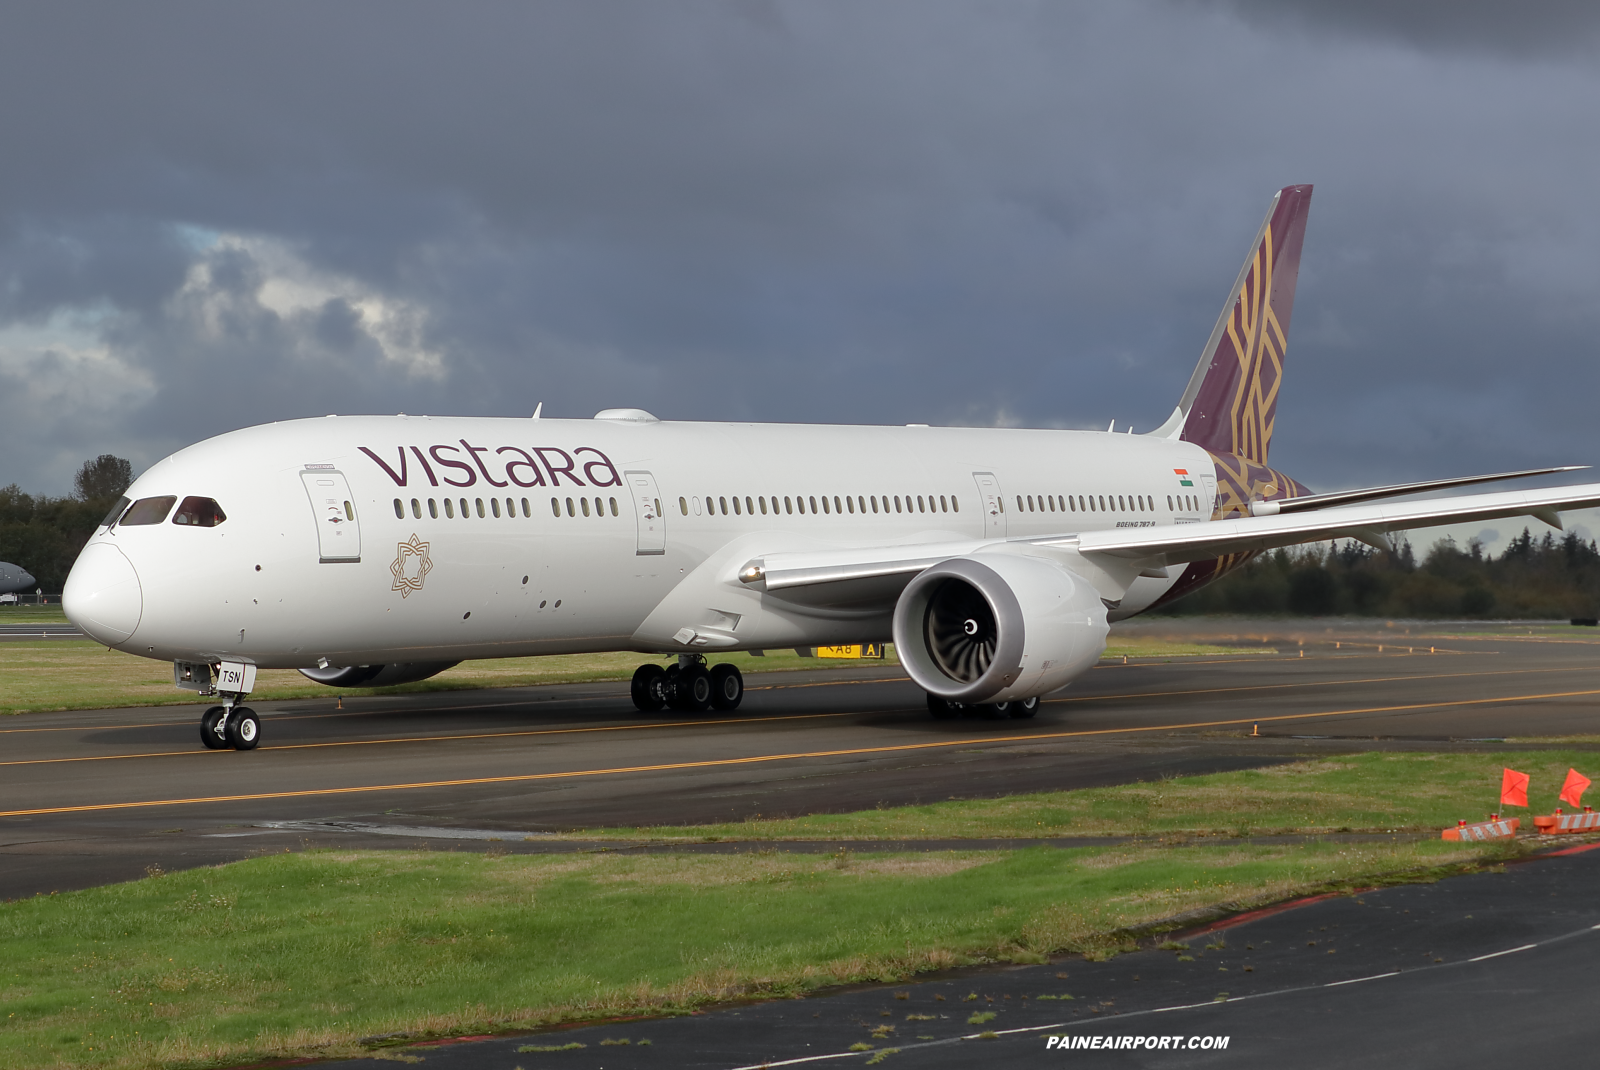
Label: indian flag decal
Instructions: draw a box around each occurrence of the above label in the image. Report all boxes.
[1174,468,1194,487]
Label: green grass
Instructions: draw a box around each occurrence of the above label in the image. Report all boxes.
[0,604,69,623]
[1,838,1493,1070]
[562,751,1600,841]
[0,636,1264,716]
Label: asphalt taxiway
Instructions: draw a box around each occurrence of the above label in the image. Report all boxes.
[5,621,1600,899]
[306,838,1600,1069]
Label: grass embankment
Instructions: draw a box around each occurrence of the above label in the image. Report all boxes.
[0,636,1259,716]
[567,751,1600,841]
[2,750,1579,1070]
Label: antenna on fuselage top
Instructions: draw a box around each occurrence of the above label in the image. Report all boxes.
[1106,419,1115,433]
[532,402,543,419]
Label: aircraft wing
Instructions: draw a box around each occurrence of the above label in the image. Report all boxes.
[741,482,1600,605]
[1074,482,1600,564]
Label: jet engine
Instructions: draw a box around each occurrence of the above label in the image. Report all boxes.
[297,661,461,688]
[891,554,1108,704]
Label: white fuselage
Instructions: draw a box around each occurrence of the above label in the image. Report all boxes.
[66,415,1218,669]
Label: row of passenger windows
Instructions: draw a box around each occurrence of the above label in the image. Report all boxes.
[680,493,958,517]
[1014,492,1204,514]
[393,495,625,520]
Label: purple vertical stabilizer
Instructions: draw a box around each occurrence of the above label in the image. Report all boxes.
[1178,185,1313,465]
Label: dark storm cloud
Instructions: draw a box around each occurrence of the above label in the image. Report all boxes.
[1201,0,1600,59]
[2,0,1599,554]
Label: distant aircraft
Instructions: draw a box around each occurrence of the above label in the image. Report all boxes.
[0,562,36,597]
[61,185,1599,751]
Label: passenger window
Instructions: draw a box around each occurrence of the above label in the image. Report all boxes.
[411,498,422,519]
[941,495,948,512]
[745,495,754,515]
[446,498,456,518]
[759,496,768,515]
[846,496,854,514]
[610,497,618,516]
[870,496,879,513]
[894,496,902,513]
[918,496,926,513]
[171,495,227,527]
[858,495,866,513]
[459,497,468,517]
[679,496,688,516]
[580,498,590,517]
[551,497,560,517]
[393,498,404,519]
[833,495,842,514]
[785,496,793,514]
[1068,496,1076,512]
[120,495,178,526]
[951,496,958,512]
[809,495,818,513]
[732,496,742,515]
[821,496,830,514]
[473,498,483,518]
[101,496,131,528]
[565,497,575,517]
[492,498,502,518]
[719,496,728,515]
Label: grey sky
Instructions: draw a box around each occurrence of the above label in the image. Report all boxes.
[3,2,1599,551]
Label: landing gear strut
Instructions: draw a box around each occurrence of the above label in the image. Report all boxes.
[631,656,744,713]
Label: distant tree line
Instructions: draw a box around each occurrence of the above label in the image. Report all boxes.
[1156,530,1600,619]
[0,456,133,593]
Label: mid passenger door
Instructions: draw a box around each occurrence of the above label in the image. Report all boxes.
[625,470,666,555]
[300,470,362,562]
[972,472,1006,538]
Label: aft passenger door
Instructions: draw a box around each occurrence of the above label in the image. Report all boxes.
[625,470,666,555]
[972,472,1006,538]
[300,470,362,562]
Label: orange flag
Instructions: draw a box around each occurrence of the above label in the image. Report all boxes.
[1560,768,1592,808]
[1501,768,1530,808]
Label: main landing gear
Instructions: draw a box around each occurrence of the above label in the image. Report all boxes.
[927,694,1039,721]
[631,655,744,713]
[199,699,261,750]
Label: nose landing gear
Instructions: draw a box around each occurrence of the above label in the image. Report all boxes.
[183,659,262,750]
[197,700,261,750]
[630,656,744,712]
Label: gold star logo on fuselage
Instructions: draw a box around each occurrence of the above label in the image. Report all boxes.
[389,534,433,598]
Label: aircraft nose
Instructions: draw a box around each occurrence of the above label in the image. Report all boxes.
[63,544,143,644]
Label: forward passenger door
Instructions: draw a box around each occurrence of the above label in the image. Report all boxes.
[299,470,362,562]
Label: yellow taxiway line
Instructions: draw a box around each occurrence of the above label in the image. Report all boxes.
[6,686,1600,818]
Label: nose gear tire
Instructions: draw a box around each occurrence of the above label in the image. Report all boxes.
[226,708,261,750]
[200,706,228,749]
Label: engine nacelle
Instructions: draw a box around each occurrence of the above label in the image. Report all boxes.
[891,554,1108,704]
[297,661,460,688]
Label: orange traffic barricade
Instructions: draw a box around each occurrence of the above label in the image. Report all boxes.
[1442,815,1520,841]
[1532,806,1600,834]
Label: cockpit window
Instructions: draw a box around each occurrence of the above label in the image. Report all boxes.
[119,495,178,526]
[172,496,227,527]
[100,496,131,528]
